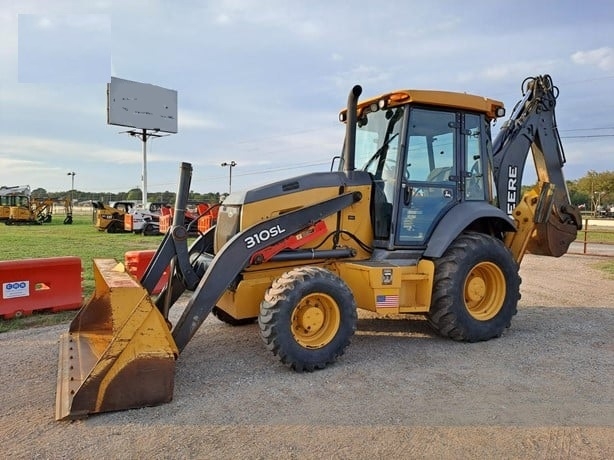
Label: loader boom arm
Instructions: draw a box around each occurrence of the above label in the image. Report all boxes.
[171,190,362,351]
[138,161,360,351]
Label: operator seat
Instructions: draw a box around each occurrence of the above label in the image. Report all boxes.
[372,179,392,239]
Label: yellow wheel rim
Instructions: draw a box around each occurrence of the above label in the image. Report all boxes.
[291,293,341,348]
[464,262,506,321]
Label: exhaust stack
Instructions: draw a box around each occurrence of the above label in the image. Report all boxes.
[342,85,362,173]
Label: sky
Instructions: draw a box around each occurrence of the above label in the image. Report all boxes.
[0,0,613,198]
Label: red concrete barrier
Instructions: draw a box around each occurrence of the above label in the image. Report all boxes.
[0,257,82,319]
[124,250,169,295]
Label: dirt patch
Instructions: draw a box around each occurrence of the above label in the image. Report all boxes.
[1,253,612,459]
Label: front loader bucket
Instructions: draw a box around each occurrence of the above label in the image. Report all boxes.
[55,258,178,420]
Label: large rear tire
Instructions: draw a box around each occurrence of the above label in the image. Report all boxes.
[259,266,357,372]
[428,232,520,342]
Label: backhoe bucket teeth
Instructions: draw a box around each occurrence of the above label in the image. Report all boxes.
[55,259,178,420]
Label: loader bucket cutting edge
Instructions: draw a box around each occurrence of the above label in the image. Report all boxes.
[55,258,179,421]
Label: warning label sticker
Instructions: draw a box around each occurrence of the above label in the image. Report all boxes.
[2,281,30,299]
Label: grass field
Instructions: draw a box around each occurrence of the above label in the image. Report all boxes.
[578,224,614,244]
[0,213,164,292]
[0,213,163,331]
[1,212,613,332]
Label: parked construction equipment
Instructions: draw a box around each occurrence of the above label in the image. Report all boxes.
[1,186,31,222]
[92,201,135,233]
[5,193,53,225]
[62,197,73,224]
[124,202,167,235]
[56,75,581,420]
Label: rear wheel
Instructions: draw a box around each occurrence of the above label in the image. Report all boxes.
[428,232,520,342]
[259,266,357,372]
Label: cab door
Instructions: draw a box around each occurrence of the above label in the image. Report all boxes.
[395,107,459,245]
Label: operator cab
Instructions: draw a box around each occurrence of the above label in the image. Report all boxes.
[350,90,503,250]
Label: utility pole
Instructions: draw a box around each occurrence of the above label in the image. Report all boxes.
[66,172,76,224]
[67,172,76,202]
[221,161,237,194]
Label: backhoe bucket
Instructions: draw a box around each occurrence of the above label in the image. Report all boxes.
[55,258,178,420]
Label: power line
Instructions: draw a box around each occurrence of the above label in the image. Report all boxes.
[559,127,614,132]
[561,134,614,139]
[558,75,614,85]
[231,161,330,177]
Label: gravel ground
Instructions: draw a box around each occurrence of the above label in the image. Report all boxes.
[1,253,613,459]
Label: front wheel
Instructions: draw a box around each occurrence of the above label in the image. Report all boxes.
[428,232,520,342]
[259,266,357,372]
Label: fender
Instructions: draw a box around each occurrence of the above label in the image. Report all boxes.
[424,201,516,259]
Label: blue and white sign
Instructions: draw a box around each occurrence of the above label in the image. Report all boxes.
[2,281,30,299]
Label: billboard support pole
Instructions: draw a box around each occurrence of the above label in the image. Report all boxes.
[142,128,148,207]
[123,129,165,207]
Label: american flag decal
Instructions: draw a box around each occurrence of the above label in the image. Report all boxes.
[376,295,399,308]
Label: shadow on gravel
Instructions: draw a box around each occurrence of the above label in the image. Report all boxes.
[356,316,435,335]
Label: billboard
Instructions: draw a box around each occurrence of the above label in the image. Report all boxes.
[107,77,178,133]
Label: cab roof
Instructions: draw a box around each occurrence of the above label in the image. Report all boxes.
[341,89,505,120]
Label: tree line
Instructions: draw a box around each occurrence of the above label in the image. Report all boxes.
[28,170,614,212]
[566,170,614,213]
[29,187,223,205]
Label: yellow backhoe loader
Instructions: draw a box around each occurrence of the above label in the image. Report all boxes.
[56,75,581,420]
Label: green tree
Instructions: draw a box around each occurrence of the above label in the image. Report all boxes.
[126,188,142,201]
[566,180,589,207]
[31,187,48,198]
[575,170,614,211]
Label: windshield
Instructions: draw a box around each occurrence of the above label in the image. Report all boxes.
[355,106,405,179]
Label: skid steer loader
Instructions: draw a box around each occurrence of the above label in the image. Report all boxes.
[56,75,581,420]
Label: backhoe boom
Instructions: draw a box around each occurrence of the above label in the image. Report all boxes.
[492,75,581,260]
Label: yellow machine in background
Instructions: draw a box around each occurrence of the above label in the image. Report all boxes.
[62,196,74,224]
[92,201,135,233]
[5,193,53,225]
[56,75,581,420]
[1,186,31,222]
